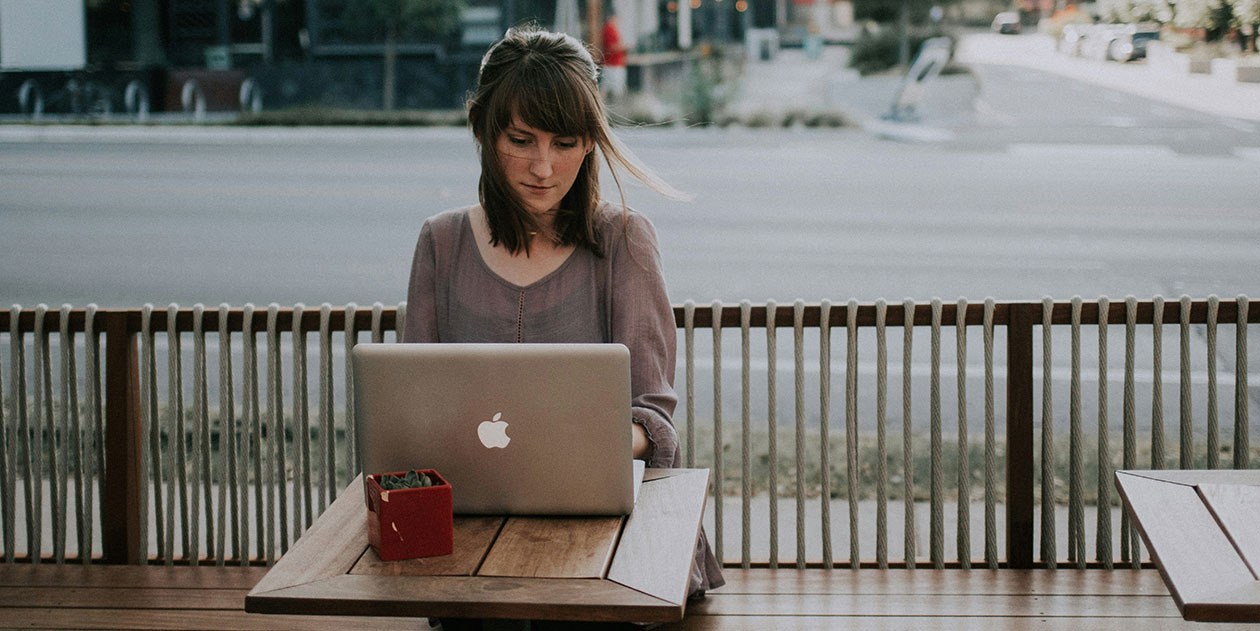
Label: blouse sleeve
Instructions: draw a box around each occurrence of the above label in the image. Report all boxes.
[610,212,681,468]
[403,219,440,344]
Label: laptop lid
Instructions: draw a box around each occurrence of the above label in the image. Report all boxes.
[354,343,636,515]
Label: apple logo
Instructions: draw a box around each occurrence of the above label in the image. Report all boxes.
[477,412,511,449]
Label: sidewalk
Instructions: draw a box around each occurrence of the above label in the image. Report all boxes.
[955,33,1260,122]
[728,32,1259,128]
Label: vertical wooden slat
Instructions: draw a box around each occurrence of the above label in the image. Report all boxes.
[683,301,695,468]
[164,304,187,565]
[318,304,334,515]
[343,303,359,484]
[872,299,885,569]
[1096,296,1112,569]
[1205,296,1219,469]
[56,305,74,564]
[1236,296,1250,470]
[33,305,49,564]
[1151,296,1166,470]
[102,310,143,565]
[901,299,916,569]
[294,303,312,535]
[12,306,35,563]
[1178,295,1193,469]
[190,305,206,566]
[1122,296,1140,569]
[738,301,751,570]
[929,299,942,569]
[216,304,237,566]
[982,299,997,569]
[819,300,834,570]
[792,300,805,569]
[1,308,12,563]
[845,299,859,569]
[1004,302,1035,569]
[765,299,779,569]
[1068,297,1084,569]
[140,306,164,563]
[955,298,970,570]
[86,307,103,564]
[243,304,261,564]
[711,301,724,565]
[266,304,285,560]
[1039,297,1056,569]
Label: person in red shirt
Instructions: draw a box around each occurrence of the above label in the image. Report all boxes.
[601,14,628,103]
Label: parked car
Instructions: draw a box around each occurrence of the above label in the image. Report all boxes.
[1104,25,1160,61]
[1058,23,1091,55]
[992,12,1022,34]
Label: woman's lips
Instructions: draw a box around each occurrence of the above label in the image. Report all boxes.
[522,184,551,194]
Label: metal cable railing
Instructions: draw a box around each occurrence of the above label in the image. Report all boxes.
[0,297,1254,567]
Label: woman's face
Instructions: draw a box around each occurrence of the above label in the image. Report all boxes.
[495,117,591,216]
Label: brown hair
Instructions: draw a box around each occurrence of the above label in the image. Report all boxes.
[467,25,683,257]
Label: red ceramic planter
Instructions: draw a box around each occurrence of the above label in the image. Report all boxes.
[365,469,454,561]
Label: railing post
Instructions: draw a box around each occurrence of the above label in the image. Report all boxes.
[102,310,144,564]
[1005,303,1035,568]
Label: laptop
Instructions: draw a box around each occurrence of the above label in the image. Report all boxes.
[354,343,641,515]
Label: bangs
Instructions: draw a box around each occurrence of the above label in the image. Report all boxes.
[487,55,598,139]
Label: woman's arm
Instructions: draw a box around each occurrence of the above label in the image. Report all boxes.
[403,220,440,344]
[610,211,681,468]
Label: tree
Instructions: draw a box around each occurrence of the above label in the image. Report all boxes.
[1172,0,1233,40]
[1231,0,1260,50]
[342,0,463,110]
[1099,0,1173,23]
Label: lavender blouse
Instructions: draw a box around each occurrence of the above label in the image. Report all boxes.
[403,203,724,593]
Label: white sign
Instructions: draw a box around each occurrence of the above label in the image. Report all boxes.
[0,0,87,70]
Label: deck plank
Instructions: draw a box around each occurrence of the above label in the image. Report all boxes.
[0,564,267,589]
[0,608,420,630]
[662,615,1259,630]
[710,568,1173,596]
[0,562,1235,629]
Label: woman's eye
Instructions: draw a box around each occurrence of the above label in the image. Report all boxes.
[508,136,529,145]
[556,139,579,149]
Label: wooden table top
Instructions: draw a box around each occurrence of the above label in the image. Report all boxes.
[1115,469,1260,623]
[246,468,710,623]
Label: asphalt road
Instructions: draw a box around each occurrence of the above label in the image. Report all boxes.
[2,39,1258,436]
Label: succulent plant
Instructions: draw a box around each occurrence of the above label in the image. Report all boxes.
[377,470,434,490]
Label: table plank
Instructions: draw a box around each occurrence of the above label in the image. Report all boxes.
[250,574,678,622]
[351,516,504,577]
[478,516,624,578]
[1116,471,1254,620]
[607,469,710,606]
[1198,483,1260,577]
[1123,470,1260,486]
[247,476,369,598]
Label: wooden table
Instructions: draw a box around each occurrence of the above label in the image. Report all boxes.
[246,468,710,624]
[1115,469,1260,622]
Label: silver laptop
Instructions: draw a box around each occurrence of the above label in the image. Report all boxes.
[354,343,638,515]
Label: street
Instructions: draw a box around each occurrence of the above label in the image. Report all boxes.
[1,33,1258,436]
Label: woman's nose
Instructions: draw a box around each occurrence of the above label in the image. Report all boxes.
[529,151,553,178]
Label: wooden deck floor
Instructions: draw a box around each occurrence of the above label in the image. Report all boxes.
[1,565,1252,630]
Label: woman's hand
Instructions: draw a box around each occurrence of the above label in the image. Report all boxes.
[632,422,651,461]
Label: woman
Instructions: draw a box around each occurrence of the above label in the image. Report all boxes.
[403,26,724,601]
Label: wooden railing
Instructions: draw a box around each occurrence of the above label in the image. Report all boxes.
[0,297,1254,568]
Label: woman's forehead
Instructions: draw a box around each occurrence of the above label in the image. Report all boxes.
[503,112,584,138]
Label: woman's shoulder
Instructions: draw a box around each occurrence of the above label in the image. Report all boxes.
[419,205,475,244]
[593,202,662,265]
[593,202,658,244]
